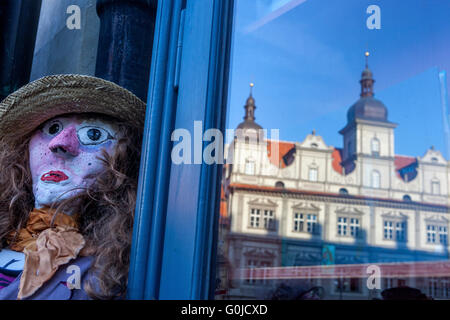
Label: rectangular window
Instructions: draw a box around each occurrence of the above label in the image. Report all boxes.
[263,209,275,230]
[245,160,255,175]
[384,220,407,241]
[395,221,406,242]
[384,221,393,240]
[309,168,318,182]
[350,218,360,237]
[250,208,275,231]
[337,217,347,236]
[338,217,360,238]
[439,226,448,245]
[431,181,440,195]
[307,214,318,234]
[371,170,380,189]
[427,225,437,243]
[371,139,380,156]
[293,213,317,234]
[249,208,260,228]
[293,213,304,232]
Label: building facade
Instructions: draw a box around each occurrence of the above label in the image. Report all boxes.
[218,60,450,300]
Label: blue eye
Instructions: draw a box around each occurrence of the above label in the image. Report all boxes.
[77,126,113,145]
[87,128,102,141]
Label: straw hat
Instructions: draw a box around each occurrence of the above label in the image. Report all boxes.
[0,74,146,142]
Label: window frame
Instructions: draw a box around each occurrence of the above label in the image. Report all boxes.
[249,207,276,231]
[127,0,235,300]
[371,170,381,189]
[427,224,448,245]
[431,179,441,195]
[383,219,407,242]
[308,167,318,182]
[337,216,360,238]
[245,159,255,175]
[371,137,380,156]
[293,211,319,235]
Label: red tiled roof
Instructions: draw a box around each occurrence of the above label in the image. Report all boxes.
[331,148,343,175]
[266,140,295,168]
[395,155,417,169]
[394,155,418,179]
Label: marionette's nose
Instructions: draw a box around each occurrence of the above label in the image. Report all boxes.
[48,125,80,157]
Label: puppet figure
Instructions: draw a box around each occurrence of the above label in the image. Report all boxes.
[0,75,145,299]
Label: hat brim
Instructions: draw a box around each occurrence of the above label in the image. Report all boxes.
[0,74,146,142]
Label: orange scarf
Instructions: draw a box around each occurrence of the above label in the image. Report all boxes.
[7,208,86,299]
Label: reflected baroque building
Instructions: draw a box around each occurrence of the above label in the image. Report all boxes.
[219,59,450,300]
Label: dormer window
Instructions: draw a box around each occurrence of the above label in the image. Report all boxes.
[403,195,412,202]
[275,181,285,188]
[371,138,380,156]
[311,143,318,148]
[431,157,439,163]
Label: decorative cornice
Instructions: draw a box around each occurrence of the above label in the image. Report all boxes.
[229,183,450,213]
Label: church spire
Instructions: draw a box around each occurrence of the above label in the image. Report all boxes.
[360,51,375,97]
[244,83,256,121]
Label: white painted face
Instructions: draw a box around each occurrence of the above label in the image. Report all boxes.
[29,115,119,211]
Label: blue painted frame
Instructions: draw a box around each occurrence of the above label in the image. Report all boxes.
[127,0,234,299]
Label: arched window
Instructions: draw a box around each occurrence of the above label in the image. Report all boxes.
[339,188,349,195]
[275,181,285,188]
[371,170,380,188]
[371,138,380,156]
[403,194,412,202]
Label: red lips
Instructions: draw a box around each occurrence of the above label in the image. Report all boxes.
[41,170,69,182]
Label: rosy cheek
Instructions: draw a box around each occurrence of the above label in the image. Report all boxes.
[29,133,51,175]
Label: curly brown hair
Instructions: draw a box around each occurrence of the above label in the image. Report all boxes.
[0,115,142,300]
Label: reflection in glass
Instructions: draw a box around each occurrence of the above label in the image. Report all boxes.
[215,0,450,300]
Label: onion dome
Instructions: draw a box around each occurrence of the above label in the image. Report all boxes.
[347,51,388,123]
[236,83,263,131]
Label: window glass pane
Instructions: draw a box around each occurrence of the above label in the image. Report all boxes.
[215,0,450,300]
